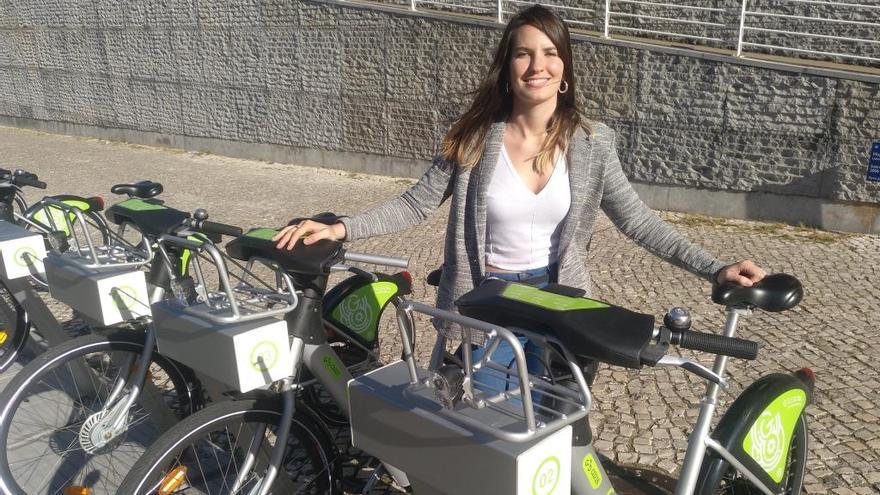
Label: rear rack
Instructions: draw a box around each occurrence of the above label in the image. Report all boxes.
[26,197,151,269]
[156,234,298,324]
[394,300,592,443]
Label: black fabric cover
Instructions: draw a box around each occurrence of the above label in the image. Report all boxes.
[104,198,188,237]
[455,280,656,369]
[226,229,343,276]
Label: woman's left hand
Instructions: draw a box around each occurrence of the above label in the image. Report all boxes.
[716,260,766,287]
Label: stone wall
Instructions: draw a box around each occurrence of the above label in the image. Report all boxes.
[0,0,877,207]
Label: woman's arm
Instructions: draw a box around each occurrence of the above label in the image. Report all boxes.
[273,156,455,249]
[598,128,728,282]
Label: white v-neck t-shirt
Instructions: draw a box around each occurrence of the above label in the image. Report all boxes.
[485,146,571,271]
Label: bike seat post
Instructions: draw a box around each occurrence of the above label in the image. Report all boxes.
[677,305,752,494]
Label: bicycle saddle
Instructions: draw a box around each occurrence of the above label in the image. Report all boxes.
[456,280,655,369]
[110,181,163,198]
[711,273,802,312]
[226,228,344,276]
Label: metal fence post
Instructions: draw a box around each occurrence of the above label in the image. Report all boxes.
[604,0,611,38]
[736,0,748,56]
[498,0,503,23]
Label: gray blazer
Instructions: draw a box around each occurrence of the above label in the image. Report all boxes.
[341,121,727,314]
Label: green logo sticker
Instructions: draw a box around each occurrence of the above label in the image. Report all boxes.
[13,246,38,268]
[245,228,280,241]
[111,285,139,311]
[322,355,343,380]
[502,283,609,312]
[117,198,167,212]
[582,453,603,489]
[249,341,279,372]
[743,389,807,483]
[532,456,561,495]
[330,281,398,341]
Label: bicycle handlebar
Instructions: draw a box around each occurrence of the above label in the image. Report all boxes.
[0,168,47,189]
[344,251,408,269]
[14,174,47,190]
[670,328,759,360]
[198,220,243,237]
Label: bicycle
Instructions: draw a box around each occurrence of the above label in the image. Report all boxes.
[0,204,410,495]
[0,167,108,373]
[118,233,811,495]
[0,183,248,495]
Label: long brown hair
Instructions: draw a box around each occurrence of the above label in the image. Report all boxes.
[441,5,586,172]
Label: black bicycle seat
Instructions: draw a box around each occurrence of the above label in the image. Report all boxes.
[226,228,344,276]
[111,181,163,199]
[711,273,803,312]
[456,280,655,369]
[104,198,189,237]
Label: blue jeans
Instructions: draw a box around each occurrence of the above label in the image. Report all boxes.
[469,264,557,396]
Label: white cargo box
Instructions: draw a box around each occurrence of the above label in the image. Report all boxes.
[44,253,151,326]
[152,300,294,393]
[0,220,46,279]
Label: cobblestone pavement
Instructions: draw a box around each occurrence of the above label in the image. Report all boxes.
[1,125,878,494]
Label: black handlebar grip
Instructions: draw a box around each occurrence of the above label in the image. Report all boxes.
[14,175,47,189]
[676,329,759,360]
[199,220,243,237]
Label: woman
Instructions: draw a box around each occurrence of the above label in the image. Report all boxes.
[273,6,764,383]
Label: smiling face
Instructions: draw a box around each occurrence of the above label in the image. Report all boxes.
[508,24,565,109]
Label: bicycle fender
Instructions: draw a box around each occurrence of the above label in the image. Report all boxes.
[695,372,812,494]
[323,272,412,347]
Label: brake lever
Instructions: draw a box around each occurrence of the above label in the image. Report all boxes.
[657,355,728,390]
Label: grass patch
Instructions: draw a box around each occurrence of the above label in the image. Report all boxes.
[669,214,851,244]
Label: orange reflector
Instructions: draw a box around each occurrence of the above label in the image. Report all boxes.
[63,487,90,495]
[0,331,7,346]
[159,466,188,495]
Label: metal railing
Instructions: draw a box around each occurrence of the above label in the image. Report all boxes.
[738,0,880,63]
[359,0,880,67]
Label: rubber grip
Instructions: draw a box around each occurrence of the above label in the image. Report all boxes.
[677,329,759,360]
[200,220,243,237]
[15,175,47,189]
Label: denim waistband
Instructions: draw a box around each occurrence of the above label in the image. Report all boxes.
[484,263,558,288]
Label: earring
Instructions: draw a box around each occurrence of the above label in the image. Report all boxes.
[505,82,510,94]
[559,80,569,94]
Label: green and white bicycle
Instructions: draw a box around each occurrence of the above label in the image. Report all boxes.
[116,230,811,495]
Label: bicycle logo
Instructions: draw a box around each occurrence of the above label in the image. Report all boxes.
[13,246,38,268]
[112,285,139,311]
[749,411,785,477]
[337,294,373,336]
[532,456,561,495]
[249,341,279,372]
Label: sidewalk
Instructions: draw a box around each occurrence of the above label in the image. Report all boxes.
[2,125,878,494]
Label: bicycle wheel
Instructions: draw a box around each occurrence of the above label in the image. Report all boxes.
[119,398,340,495]
[0,280,28,373]
[700,415,808,495]
[0,331,195,495]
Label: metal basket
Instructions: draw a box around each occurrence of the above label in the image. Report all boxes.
[151,234,299,393]
[393,300,592,443]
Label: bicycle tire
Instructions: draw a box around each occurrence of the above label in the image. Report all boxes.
[0,331,195,495]
[0,280,28,374]
[118,398,341,495]
[698,415,808,495]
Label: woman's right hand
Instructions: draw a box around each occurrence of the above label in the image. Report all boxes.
[272,220,346,250]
